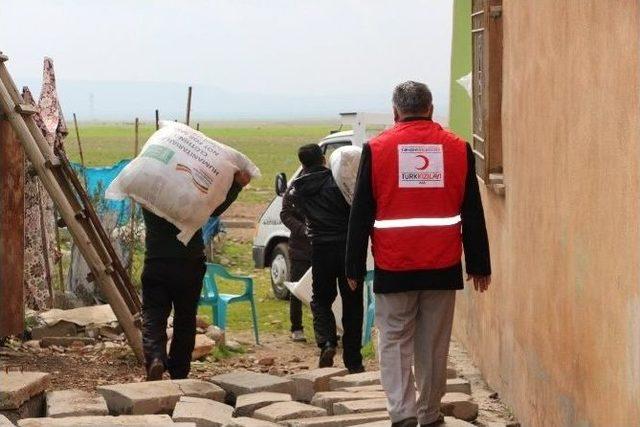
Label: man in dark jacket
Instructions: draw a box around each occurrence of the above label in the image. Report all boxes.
[291,144,364,373]
[280,184,312,342]
[346,81,491,427]
[142,171,251,381]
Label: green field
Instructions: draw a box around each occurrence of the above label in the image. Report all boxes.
[65,122,336,204]
[62,122,339,340]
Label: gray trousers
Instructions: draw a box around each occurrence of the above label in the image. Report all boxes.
[375,290,456,424]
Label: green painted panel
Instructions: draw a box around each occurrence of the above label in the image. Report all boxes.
[449,0,473,142]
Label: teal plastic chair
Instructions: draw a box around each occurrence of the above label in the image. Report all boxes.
[199,263,260,345]
[362,270,375,346]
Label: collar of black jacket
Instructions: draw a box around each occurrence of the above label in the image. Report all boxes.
[303,165,328,174]
[399,116,432,122]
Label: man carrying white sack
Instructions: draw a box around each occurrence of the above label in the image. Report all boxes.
[346,81,491,427]
[143,171,251,381]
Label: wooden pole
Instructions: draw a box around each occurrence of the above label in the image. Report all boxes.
[196,123,200,131]
[72,113,88,189]
[53,208,65,292]
[186,86,192,126]
[0,118,24,337]
[155,109,159,130]
[128,118,139,277]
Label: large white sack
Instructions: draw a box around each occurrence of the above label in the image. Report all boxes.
[106,121,260,244]
[329,146,362,205]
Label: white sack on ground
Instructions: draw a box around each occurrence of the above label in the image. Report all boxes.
[285,268,345,334]
[106,121,260,244]
[329,146,362,205]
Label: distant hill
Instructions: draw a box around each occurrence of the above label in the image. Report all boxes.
[16,79,450,123]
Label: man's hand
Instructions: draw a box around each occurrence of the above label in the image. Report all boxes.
[234,170,252,187]
[467,274,491,292]
[347,278,359,291]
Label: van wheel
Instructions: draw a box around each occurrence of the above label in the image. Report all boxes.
[270,243,291,300]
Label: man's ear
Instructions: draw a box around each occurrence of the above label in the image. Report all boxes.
[393,106,399,123]
[427,104,434,120]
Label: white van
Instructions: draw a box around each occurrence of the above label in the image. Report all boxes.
[252,112,392,299]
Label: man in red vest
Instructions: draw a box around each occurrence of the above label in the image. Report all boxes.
[346,81,491,427]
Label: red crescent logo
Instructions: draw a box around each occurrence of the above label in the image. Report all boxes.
[415,155,430,170]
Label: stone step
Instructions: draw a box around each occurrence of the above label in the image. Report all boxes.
[336,385,384,393]
[445,379,471,395]
[45,389,108,418]
[282,411,390,427]
[354,416,474,426]
[0,372,50,411]
[253,401,327,423]
[289,368,348,402]
[329,372,381,391]
[172,396,233,427]
[310,392,387,415]
[97,379,225,415]
[17,414,176,426]
[210,372,294,404]
[223,417,281,427]
[333,398,388,415]
[233,392,292,417]
[440,393,478,422]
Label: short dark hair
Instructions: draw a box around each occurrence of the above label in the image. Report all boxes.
[298,144,324,168]
[392,81,433,115]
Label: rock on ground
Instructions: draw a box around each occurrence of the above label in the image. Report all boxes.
[17,414,176,426]
[40,337,95,348]
[172,396,233,427]
[332,398,388,415]
[282,411,390,427]
[445,379,471,395]
[210,372,294,404]
[310,391,387,415]
[97,379,225,415]
[0,372,50,410]
[356,417,474,427]
[289,368,348,402]
[0,415,14,426]
[223,417,280,427]
[30,321,77,340]
[440,393,478,422]
[336,385,384,393]
[328,372,381,391]
[253,401,327,422]
[46,389,108,418]
[233,392,292,417]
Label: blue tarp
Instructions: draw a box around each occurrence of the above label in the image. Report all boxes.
[72,160,134,226]
[72,160,222,242]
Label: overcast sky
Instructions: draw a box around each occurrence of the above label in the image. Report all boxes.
[0,1,454,120]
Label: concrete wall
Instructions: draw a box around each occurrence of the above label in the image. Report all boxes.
[451,1,640,426]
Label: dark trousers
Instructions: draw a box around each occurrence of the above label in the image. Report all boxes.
[311,242,363,370]
[141,257,206,379]
[290,259,310,332]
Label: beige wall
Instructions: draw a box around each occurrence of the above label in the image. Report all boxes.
[453,1,640,426]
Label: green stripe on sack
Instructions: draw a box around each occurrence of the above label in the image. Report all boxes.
[142,145,175,164]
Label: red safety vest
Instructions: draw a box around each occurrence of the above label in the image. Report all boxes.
[370,119,468,271]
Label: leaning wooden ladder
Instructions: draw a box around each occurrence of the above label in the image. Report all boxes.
[0,52,144,362]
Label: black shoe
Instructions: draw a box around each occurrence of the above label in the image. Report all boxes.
[146,358,165,381]
[348,366,365,374]
[392,417,418,427]
[319,343,336,368]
